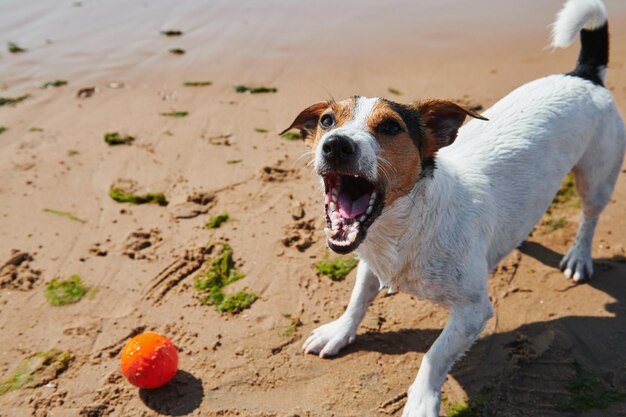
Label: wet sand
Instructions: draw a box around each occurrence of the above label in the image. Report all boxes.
[1,1,626,416]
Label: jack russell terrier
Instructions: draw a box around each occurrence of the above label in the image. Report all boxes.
[282,0,625,415]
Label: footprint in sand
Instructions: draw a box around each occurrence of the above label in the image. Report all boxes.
[0,250,42,290]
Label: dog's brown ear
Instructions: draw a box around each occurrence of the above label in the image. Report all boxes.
[416,99,488,156]
[280,101,328,140]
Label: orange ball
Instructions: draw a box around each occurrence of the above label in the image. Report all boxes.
[120,332,178,389]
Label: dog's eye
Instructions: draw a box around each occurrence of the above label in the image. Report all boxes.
[377,119,403,135]
[320,114,335,129]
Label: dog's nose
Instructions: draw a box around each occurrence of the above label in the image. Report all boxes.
[322,135,356,164]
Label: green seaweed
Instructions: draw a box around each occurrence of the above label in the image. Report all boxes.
[194,244,257,313]
[558,362,626,411]
[553,173,576,205]
[67,150,79,156]
[446,387,492,417]
[41,80,67,89]
[206,213,229,229]
[160,30,183,36]
[163,130,174,136]
[281,132,301,141]
[43,208,87,224]
[226,159,242,165]
[542,216,567,234]
[0,126,6,135]
[7,42,26,53]
[0,94,30,106]
[169,48,186,55]
[160,111,188,118]
[280,313,303,337]
[29,127,43,132]
[254,128,268,133]
[234,85,277,94]
[183,81,212,87]
[109,188,168,206]
[104,132,135,145]
[0,350,72,396]
[45,275,88,306]
[387,87,402,95]
[315,257,358,281]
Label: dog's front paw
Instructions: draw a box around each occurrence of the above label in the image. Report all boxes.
[559,246,593,283]
[302,318,356,358]
[401,388,440,417]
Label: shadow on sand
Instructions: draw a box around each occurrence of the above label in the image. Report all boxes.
[139,370,204,416]
[345,241,626,416]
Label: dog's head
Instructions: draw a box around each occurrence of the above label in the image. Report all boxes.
[282,96,486,254]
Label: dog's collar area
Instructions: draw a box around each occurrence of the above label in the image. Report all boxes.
[322,172,384,253]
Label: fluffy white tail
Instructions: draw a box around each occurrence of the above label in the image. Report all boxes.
[551,0,607,48]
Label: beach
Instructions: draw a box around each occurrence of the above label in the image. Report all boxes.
[1,0,626,415]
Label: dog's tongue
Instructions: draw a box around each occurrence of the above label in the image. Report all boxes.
[338,192,370,219]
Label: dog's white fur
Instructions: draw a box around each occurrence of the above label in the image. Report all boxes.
[303,1,625,416]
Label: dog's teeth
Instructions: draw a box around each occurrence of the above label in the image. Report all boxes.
[371,191,377,200]
[329,202,336,212]
[366,206,373,215]
[332,188,339,197]
[359,215,367,222]
[332,211,341,220]
[353,221,359,228]
[348,231,357,242]
[324,228,337,238]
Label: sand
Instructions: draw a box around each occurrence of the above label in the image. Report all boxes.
[1,0,625,416]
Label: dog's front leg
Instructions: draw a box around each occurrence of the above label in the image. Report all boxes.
[402,291,493,417]
[303,260,380,357]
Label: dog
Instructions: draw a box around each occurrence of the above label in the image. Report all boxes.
[282,0,625,415]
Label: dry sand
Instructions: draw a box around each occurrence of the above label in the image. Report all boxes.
[1,0,626,416]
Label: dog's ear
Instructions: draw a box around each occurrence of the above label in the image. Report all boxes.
[280,102,328,140]
[415,99,487,156]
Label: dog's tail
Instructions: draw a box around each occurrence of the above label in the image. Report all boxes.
[551,0,608,86]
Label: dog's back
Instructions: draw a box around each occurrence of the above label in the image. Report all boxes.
[440,0,625,269]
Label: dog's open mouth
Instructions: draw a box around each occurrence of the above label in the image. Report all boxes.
[322,172,384,253]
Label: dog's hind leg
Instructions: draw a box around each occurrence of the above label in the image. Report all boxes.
[560,121,625,282]
[302,260,380,357]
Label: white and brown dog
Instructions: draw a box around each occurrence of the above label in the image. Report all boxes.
[282,0,625,416]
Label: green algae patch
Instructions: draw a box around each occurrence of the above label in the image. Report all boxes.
[41,80,67,89]
[280,313,303,337]
[183,81,212,87]
[234,85,277,94]
[206,213,229,229]
[446,387,492,417]
[281,132,301,141]
[0,126,7,135]
[7,42,26,53]
[169,48,186,55]
[0,350,72,396]
[45,275,88,306]
[387,87,402,96]
[315,257,358,281]
[254,128,268,133]
[160,29,183,37]
[43,208,87,224]
[558,362,626,412]
[542,216,568,234]
[29,127,43,132]
[160,111,188,118]
[67,149,79,156]
[104,132,135,146]
[194,244,257,313]
[0,94,30,107]
[226,159,242,165]
[109,188,168,206]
